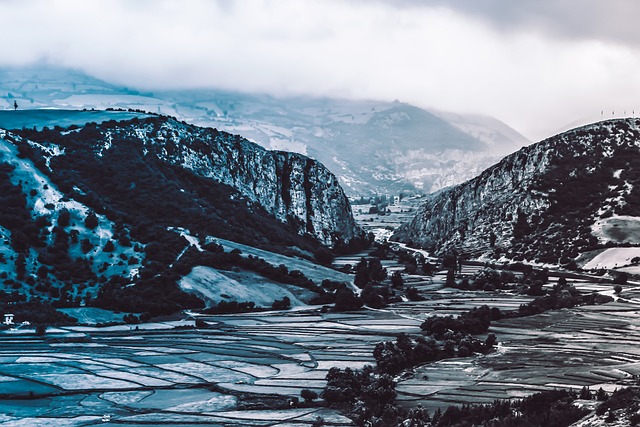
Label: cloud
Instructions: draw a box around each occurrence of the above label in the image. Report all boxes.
[376,0,640,49]
[0,0,638,140]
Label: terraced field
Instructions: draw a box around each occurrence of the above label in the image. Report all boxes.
[395,276,640,414]
[1,262,638,425]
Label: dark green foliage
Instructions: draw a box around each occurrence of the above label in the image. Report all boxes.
[93,273,204,315]
[203,300,257,314]
[360,283,400,309]
[596,386,640,416]
[445,268,456,287]
[103,240,115,253]
[405,286,423,301]
[323,366,398,426]
[390,271,403,288]
[0,164,42,253]
[354,257,387,288]
[333,287,363,311]
[579,386,592,400]
[421,305,497,338]
[373,332,494,376]
[314,247,334,265]
[0,299,76,326]
[301,389,318,403]
[272,296,291,310]
[613,272,628,285]
[432,389,587,427]
[84,212,99,229]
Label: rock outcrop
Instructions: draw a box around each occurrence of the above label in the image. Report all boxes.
[394,119,640,264]
[97,117,362,247]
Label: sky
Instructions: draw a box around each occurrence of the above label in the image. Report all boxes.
[1,0,639,141]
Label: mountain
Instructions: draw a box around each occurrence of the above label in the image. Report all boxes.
[0,110,364,315]
[0,65,530,196]
[393,118,640,265]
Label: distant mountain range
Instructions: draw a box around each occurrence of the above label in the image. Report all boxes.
[0,65,531,197]
[394,118,640,266]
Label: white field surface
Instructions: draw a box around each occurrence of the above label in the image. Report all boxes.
[582,247,640,270]
[216,238,354,286]
[179,266,306,308]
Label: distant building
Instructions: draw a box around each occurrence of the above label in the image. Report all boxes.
[393,196,400,205]
[3,314,14,325]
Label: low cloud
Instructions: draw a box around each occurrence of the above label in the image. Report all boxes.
[1,0,638,140]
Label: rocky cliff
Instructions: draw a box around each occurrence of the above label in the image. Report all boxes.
[102,117,362,247]
[393,119,640,264]
[16,115,363,248]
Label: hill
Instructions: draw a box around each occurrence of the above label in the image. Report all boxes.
[393,118,640,266]
[0,111,364,317]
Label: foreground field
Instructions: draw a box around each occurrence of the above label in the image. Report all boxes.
[1,265,638,425]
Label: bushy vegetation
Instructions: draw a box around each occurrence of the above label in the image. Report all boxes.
[7,117,370,316]
[508,121,640,264]
[425,274,613,339]
[596,385,640,419]
[0,298,77,326]
[427,389,588,427]
[323,364,587,427]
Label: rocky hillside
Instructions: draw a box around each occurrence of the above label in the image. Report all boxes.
[13,115,362,248]
[393,119,640,265]
[0,112,364,316]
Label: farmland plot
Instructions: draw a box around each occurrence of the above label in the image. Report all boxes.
[0,265,636,424]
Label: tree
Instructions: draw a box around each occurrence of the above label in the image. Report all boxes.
[35,324,47,336]
[58,209,71,227]
[354,258,370,288]
[513,209,531,239]
[446,268,456,287]
[272,296,291,310]
[103,240,116,253]
[579,386,592,400]
[613,272,628,285]
[391,271,403,288]
[13,100,18,111]
[334,287,363,311]
[84,212,99,229]
[301,389,318,403]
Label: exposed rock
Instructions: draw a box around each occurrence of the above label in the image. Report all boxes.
[98,117,362,247]
[394,119,640,264]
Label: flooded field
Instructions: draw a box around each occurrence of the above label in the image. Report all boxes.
[1,259,638,425]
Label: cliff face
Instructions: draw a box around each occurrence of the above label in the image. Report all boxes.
[0,112,368,317]
[394,119,640,264]
[16,116,361,248]
[94,117,362,247]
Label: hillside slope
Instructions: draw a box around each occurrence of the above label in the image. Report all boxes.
[393,119,640,265]
[0,112,364,316]
[12,114,363,249]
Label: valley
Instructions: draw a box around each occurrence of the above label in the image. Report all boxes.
[2,110,640,425]
[0,223,637,425]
